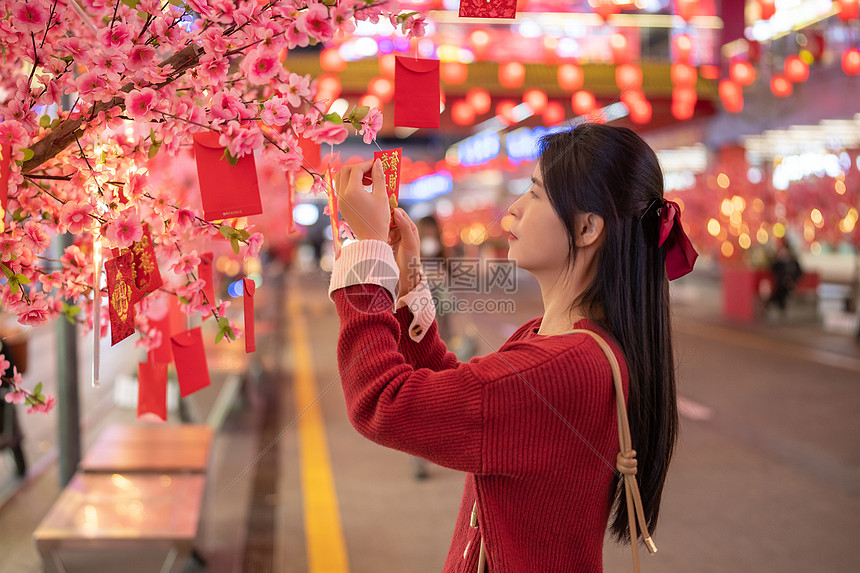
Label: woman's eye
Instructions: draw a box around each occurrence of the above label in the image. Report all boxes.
[530,190,538,198]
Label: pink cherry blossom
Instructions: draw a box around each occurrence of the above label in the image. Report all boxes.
[402,15,427,40]
[173,209,197,232]
[28,394,57,414]
[0,354,10,374]
[125,88,158,121]
[76,71,110,103]
[360,107,383,144]
[126,45,157,72]
[17,298,50,327]
[21,221,51,254]
[105,210,144,249]
[244,232,264,260]
[219,121,264,158]
[0,239,24,262]
[99,22,132,49]
[244,48,281,85]
[302,2,335,43]
[284,73,311,107]
[11,1,50,35]
[59,202,94,235]
[4,390,26,405]
[171,251,201,275]
[261,97,291,126]
[284,17,309,49]
[309,123,348,145]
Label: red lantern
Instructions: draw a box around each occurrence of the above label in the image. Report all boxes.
[557,63,584,91]
[591,0,620,21]
[615,64,643,90]
[379,53,396,78]
[470,29,491,59]
[757,0,776,20]
[441,61,468,85]
[836,0,859,21]
[628,98,652,125]
[542,101,566,126]
[320,48,346,72]
[496,101,517,125]
[719,80,743,113]
[498,62,525,88]
[674,0,698,21]
[360,94,381,110]
[451,101,475,126]
[672,34,693,63]
[770,75,793,97]
[609,33,630,64]
[730,60,756,86]
[843,48,860,75]
[784,56,809,83]
[673,87,697,108]
[620,88,645,107]
[466,88,492,115]
[671,63,697,87]
[671,99,695,120]
[368,77,394,102]
[572,91,597,115]
[523,89,548,114]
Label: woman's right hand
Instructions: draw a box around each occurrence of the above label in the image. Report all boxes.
[388,208,421,299]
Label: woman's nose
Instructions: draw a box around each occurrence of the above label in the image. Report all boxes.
[508,196,522,218]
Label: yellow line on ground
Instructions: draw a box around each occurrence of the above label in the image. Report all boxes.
[286,286,350,573]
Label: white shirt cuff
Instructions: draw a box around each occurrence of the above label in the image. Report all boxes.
[395,268,437,343]
[328,239,399,304]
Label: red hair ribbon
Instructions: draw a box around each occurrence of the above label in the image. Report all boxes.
[658,200,698,280]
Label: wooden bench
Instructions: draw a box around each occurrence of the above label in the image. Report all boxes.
[34,424,214,572]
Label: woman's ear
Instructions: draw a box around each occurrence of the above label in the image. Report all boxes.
[574,212,605,248]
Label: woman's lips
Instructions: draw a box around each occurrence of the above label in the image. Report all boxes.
[508,232,517,240]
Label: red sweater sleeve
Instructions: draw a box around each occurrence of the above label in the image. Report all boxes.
[394,305,459,372]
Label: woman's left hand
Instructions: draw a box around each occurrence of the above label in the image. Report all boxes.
[335,159,390,242]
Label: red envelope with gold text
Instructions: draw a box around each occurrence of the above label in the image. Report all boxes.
[105,251,139,346]
[137,361,167,422]
[394,57,440,129]
[192,132,262,221]
[123,225,163,298]
[170,327,211,397]
[363,148,402,228]
[459,0,517,19]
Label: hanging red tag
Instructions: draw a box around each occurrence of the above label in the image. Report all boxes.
[459,0,517,19]
[192,132,263,221]
[243,278,255,353]
[0,143,10,232]
[394,57,440,129]
[326,167,341,260]
[147,295,182,363]
[170,327,211,397]
[137,360,167,422]
[105,251,138,346]
[298,137,322,171]
[286,171,296,235]
[123,224,162,299]
[198,252,216,314]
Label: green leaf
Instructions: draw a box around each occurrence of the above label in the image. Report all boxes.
[214,329,225,344]
[236,229,251,241]
[218,225,235,239]
[34,382,42,396]
[147,139,162,159]
[226,326,236,341]
[121,0,139,8]
[39,115,51,129]
[217,316,229,330]
[11,208,25,222]
[0,264,12,279]
[230,237,240,255]
[9,279,19,295]
[221,148,240,166]
[50,118,61,130]
[324,113,343,125]
[349,106,370,122]
[177,296,189,305]
[14,274,30,285]
[21,148,34,162]
[351,120,362,132]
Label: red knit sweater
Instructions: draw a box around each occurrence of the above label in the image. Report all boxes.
[332,283,629,573]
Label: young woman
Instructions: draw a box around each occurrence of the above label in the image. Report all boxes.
[329,124,697,572]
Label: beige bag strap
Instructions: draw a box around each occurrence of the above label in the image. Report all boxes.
[474,329,656,573]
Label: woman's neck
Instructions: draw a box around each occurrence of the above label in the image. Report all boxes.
[535,273,587,335]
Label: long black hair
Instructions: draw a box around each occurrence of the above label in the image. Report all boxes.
[538,124,678,543]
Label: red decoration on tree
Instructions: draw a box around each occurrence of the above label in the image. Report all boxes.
[719,80,744,113]
[243,278,256,354]
[498,62,525,88]
[371,148,402,226]
[557,63,584,92]
[105,251,138,346]
[0,143,9,228]
[122,225,163,298]
[466,88,492,114]
[459,0,517,19]
[441,62,468,85]
[452,101,476,126]
[843,48,860,75]
[572,91,597,115]
[137,361,167,422]
[170,327,211,397]
[730,60,756,86]
[523,89,548,113]
[394,57,440,128]
[770,75,793,97]
[286,171,296,235]
[192,132,263,222]
[784,56,809,83]
[198,252,216,311]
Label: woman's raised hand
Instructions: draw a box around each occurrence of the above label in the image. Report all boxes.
[388,208,422,299]
[335,159,390,242]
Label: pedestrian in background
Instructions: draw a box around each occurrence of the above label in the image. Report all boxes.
[766,238,803,319]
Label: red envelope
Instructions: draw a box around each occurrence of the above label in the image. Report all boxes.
[137,361,167,422]
[170,327,211,397]
[123,225,163,297]
[105,251,138,346]
[363,148,402,228]
[298,136,321,171]
[394,57,440,129]
[0,143,10,229]
[147,296,183,363]
[243,278,255,354]
[198,252,216,314]
[459,0,517,18]
[192,132,263,221]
